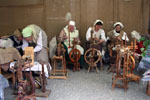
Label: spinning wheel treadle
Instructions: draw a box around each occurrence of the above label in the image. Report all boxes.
[84,48,102,73]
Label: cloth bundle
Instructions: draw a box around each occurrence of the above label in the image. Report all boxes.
[10,61,51,78]
[142,70,150,82]
[138,57,150,70]
[0,38,13,48]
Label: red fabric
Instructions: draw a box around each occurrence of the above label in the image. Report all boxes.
[136,41,144,54]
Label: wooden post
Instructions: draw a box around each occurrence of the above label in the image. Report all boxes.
[147,81,150,96]
[42,64,46,93]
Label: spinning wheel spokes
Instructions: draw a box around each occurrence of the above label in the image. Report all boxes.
[84,48,101,65]
[69,48,81,71]
[69,49,81,62]
[84,48,102,73]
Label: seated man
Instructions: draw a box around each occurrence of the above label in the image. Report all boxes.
[22,24,48,63]
[86,19,107,52]
[59,20,84,67]
[9,29,23,56]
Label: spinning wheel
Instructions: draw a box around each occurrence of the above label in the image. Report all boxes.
[112,47,140,92]
[15,59,36,100]
[69,48,81,71]
[84,48,102,73]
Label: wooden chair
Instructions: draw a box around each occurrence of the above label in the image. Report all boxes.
[0,63,15,85]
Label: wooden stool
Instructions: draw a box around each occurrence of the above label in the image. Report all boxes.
[49,56,67,79]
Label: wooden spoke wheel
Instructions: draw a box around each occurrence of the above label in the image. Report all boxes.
[69,48,81,62]
[69,48,81,71]
[84,48,101,65]
[84,48,101,73]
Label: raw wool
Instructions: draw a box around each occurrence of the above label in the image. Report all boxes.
[49,36,57,59]
[65,12,72,22]
[131,30,141,40]
[0,38,13,48]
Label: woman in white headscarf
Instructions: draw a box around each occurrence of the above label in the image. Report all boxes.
[59,20,84,67]
[59,20,84,55]
[106,22,129,70]
[86,19,107,51]
[107,22,129,42]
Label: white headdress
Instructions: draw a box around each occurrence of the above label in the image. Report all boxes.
[114,22,124,28]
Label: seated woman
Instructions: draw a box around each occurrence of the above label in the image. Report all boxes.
[106,22,129,70]
[59,20,84,68]
[107,22,129,44]
[86,19,106,52]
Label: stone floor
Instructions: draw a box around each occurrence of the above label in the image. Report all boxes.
[4,65,150,100]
